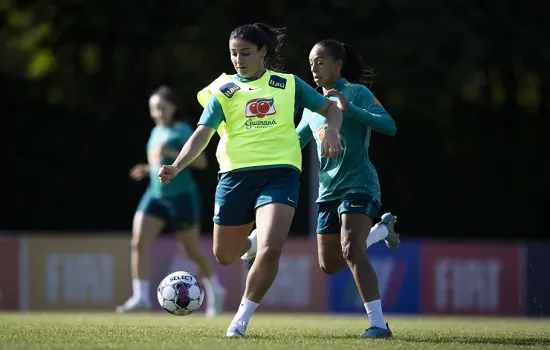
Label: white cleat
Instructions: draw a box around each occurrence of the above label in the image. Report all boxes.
[115,296,151,313]
[226,321,248,338]
[205,287,227,317]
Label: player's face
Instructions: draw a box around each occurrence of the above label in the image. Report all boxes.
[149,94,175,125]
[309,44,342,88]
[229,39,267,78]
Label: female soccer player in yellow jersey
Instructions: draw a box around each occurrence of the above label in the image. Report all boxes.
[297,40,398,338]
[158,23,343,337]
[116,86,226,316]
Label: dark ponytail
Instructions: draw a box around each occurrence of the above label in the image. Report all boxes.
[230,23,286,72]
[316,39,374,86]
[152,85,185,122]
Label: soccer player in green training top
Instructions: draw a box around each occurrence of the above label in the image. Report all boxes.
[299,40,398,338]
[157,23,343,337]
[116,86,226,316]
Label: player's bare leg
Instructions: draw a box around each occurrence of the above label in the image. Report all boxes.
[212,222,255,266]
[227,203,294,337]
[340,213,392,338]
[317,234,348,274]
[116,212,164,312]
[177,226,226,317]
[317,214,399,276]
[245,203,293,300]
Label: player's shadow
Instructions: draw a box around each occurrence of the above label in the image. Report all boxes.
[403,335,550,347]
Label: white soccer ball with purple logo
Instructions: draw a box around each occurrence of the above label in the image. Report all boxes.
[157,271,205,316]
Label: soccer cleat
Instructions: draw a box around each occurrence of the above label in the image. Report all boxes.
[379,212,400,250]
[360,323,393,338]
[240,229,258,271]
[226,321,248,338]
[115,297,151,313]
[205,286,227,317]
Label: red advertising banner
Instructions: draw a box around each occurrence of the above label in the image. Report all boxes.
[151,237,327,313]
[420,243,523,315]
[26,234,132,310]
[0,236,19,310]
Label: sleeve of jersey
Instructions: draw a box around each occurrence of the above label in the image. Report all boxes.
[296,109,314,150]
[346,86,397,136]
[197,95,225,130]
[294,76,328,112]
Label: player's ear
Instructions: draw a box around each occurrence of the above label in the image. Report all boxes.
[260,45,267,60]
[336,59,344,73]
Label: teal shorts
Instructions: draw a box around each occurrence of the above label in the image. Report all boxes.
[317,193,382,234]
[137,189,201,231]
[213,167,300,226]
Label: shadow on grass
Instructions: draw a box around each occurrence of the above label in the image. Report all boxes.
[398,335,550,347]
[244,333,550,346]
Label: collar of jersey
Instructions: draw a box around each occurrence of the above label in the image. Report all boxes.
[333,77,349,90]
[235,69,269,83]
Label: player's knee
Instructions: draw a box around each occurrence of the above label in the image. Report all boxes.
[257,244,283,264]
[341,231,364,263]
[318,250,346,274]
[319,260,344,275]
[182,244,201,261]
[130,237,142,252]
[214,254,234,266]
[213,247,237,266]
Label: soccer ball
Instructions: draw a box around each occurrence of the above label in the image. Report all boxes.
[157,271,205,316]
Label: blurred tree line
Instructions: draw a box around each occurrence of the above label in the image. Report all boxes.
[2,0,548,238]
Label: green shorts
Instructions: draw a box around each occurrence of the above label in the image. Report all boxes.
[317,193,382,234]
[213,167,300,226]
[137,189,201,231]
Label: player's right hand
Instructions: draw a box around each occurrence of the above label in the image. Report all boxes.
[129,164,149,181]
[321,127,343,158]
[158,165,179,184]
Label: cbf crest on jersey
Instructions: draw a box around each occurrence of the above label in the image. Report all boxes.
[219,82,240,98]
[268,75,286,90]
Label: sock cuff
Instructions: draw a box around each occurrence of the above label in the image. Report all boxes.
[241,297,259,309]
[364,299,382,312]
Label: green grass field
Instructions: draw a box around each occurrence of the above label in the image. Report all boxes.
[0,312,549,349]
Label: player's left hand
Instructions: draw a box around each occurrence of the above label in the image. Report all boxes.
[158,165,180,184]
[324,89,348,111]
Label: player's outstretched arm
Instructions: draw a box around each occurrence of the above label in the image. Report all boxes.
[159,143,208,171]
[346,86,396,136]
[172,126,215,171]
[189,152,208,170]
[159,126,216,184]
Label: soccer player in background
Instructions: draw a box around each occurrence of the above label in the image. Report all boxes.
[158,23,343,337]
[299,40,398,338]
[116,86,226,316]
